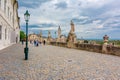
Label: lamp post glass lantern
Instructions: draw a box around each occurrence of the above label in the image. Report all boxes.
[24,10,30,60]
[24,10,30,22]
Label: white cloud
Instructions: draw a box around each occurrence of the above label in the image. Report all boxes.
[30,27,58,31]
[80,0,113,8]
[97,24,104,29]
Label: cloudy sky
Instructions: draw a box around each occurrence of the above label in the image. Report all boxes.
[18,0,120,39]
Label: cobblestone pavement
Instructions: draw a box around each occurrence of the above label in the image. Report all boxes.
[0,43,120,80]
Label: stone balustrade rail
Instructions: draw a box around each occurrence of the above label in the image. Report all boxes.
[50,42,120,56]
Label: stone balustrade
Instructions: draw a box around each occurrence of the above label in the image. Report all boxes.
[50,42,120,56]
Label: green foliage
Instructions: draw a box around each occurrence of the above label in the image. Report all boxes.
[93,40,120,46]
[84,40,88,43]
[95,40,104,45]
[20,31,26,41]
[109,40,120,46]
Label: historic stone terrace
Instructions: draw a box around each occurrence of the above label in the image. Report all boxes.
[0,43,120,80]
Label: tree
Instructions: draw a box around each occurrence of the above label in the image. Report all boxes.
[20,31,26,41]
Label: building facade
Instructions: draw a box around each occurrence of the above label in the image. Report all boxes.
[0,0,20,50]
[28,33,39,41]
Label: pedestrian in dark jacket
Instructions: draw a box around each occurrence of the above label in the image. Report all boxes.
[43,40,46,45]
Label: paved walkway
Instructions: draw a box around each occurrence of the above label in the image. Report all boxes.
[0,43,120,80]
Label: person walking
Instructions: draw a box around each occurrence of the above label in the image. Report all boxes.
[22,39,24,45]
[36,40,39,47]
[43,40,46,45]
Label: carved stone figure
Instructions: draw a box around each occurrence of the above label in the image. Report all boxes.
[67,20,77,48]
[70,20,75,33]
[102,35,109,53]
[47,30,52,43]
[103,35,109,43]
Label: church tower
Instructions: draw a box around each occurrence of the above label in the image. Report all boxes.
[58,26,61,39]
[57,26,61,42]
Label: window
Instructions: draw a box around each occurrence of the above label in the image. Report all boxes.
[8,7,10,18]
[0,26,1,39]
[4,0,6,13]
[5,28,7,40]
[12,15,13,23]
[10,12,11,21]
[0,0,1,8]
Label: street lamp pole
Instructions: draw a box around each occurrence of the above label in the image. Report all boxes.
[24,10,30,60]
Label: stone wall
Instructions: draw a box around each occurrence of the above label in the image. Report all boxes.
[50,42,120,56]
[50,42,67,47]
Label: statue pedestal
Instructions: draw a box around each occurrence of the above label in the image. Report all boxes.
[102,43,108,53]
[56,38,60,42]
[102,35,109,53]
[67,42,74,48]
[47,37,51,44]
[67,20,77,48]
[67,32,76,48]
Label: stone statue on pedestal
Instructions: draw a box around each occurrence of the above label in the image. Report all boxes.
[102,35,109,53]
[47,30,52,43]
[70,20,75,33]
[67,20,77,48]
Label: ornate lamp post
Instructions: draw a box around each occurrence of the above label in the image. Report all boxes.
[24,10,30,60]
